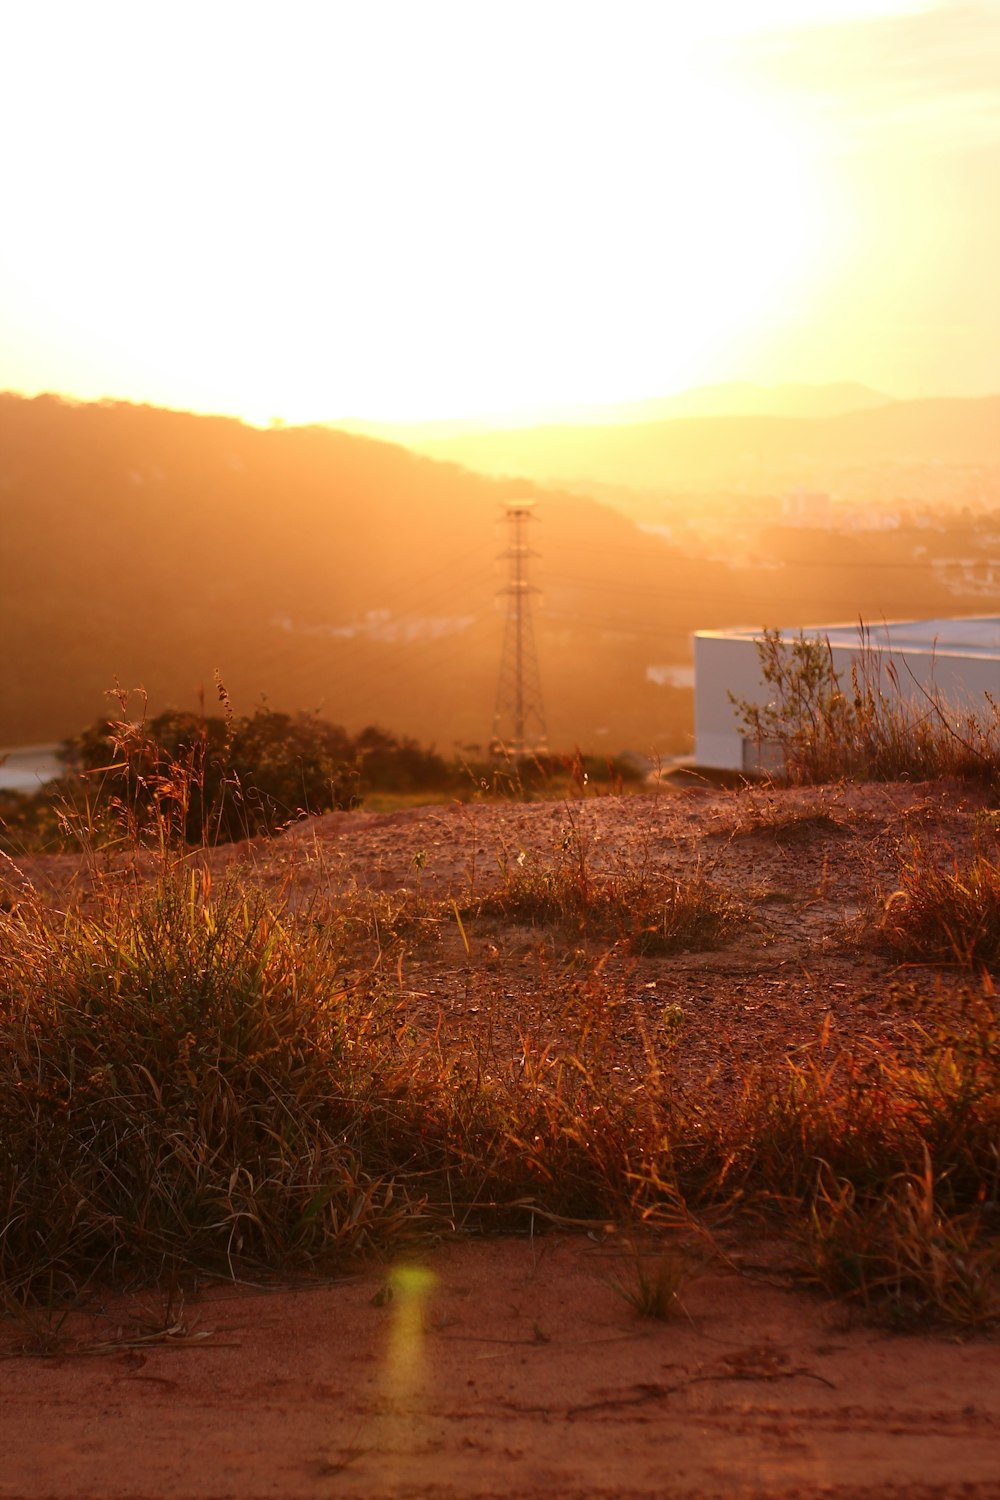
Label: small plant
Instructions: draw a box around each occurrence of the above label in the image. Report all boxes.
[630,875,744,955]
[606,1245,690,1320]
[731,624,1000,787]
[806,1155,1000,1329]
[880,839,1000,967]
[723,790,853,844]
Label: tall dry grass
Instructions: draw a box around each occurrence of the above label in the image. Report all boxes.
[2,853,998,1326]
[732,625,1000,788]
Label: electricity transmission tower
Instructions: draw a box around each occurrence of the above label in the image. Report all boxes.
[491,498,548,759]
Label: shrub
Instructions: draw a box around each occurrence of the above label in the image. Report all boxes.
[731,624,1000,787]
[354,724,452,793]
[64,706,359,844]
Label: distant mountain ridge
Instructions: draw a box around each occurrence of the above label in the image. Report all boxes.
[336,381,893,448]
[2,390,983,756]
[596,381,895,423]
[380,393,1000,496]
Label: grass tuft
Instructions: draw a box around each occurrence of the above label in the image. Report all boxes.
[460,850,744,955]
[605,1245,691,1320]
[807,1153,1000,1328]
[880,839,1000,967]
[0,873,437,1298]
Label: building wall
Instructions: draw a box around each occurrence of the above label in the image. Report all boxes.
[694,634,769,770]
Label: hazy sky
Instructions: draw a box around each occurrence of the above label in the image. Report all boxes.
[2,0,998,423]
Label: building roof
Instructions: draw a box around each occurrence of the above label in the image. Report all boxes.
[696,616,1000,661]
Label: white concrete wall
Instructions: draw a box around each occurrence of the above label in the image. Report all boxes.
[694,634,768,770]
[0,744,62,792]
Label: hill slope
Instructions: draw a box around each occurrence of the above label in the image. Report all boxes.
[1,394,713,750]
[337,380,893,446]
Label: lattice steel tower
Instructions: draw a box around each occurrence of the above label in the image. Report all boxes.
[491,499,548,759]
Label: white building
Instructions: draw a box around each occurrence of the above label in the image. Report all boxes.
[694,616,1000,773]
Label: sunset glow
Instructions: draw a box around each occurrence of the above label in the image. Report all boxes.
[1,1,997,423]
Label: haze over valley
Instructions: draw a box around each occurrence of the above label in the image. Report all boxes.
[5,387,1000,760]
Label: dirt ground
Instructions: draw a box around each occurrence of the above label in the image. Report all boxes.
[3,780,1000,1497]
[2,1232,999,1499]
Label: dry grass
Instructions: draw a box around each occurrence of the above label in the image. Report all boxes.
[0,873,437,1299]
[807,1154,1000,1329]
[2,747,1000,1331]
[460,862,744,955]
[605,1245,692,1320]
[2,851,998,1329]
[733,625,1000,789]
[880,838,1000,967]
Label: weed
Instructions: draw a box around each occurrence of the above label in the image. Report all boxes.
[731,624,1000,788]
[880,839,1000,967]
[606,1245,690,1320]
[807,1154,1000,1329]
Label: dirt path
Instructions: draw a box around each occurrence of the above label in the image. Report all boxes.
[2,1234,998,1499]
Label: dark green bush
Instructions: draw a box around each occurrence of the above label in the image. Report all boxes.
[354,724,452,793]
[4,709,648,855]
[63,708,359,843]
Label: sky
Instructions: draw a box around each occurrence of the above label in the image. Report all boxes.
[1,0,998,424]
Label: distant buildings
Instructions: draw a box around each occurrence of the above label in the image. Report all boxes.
[930,558,1000,596]
[779,489,905,533]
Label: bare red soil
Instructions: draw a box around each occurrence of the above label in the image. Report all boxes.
[2,1233,998,1499]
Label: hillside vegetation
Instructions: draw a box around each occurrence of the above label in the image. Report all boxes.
[0,394,725,752]
[2,668,1000,1331]
[3,769,1000,1330]
[4,392,991,758]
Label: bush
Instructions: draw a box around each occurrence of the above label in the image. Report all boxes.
[354,724,452,794]
[64,707,359,843]
[732,625,1000,787]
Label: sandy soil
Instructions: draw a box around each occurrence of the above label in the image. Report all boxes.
[3,780,1000,1497]
[2,1233,998,1499]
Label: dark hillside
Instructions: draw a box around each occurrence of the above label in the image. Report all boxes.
[1,394,724,751]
